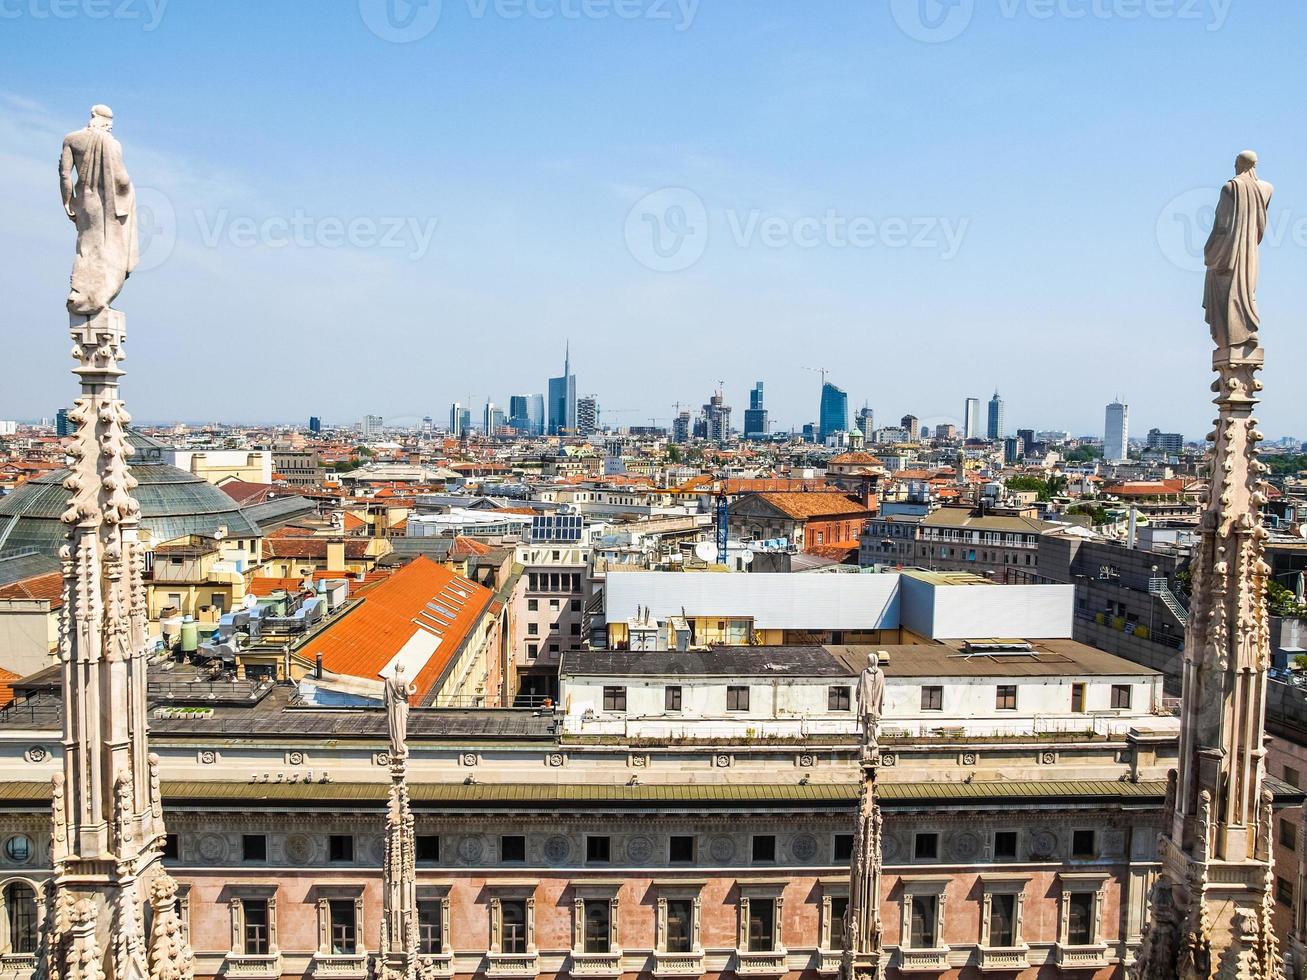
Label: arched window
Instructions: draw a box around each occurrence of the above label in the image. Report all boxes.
[4,882,37,955]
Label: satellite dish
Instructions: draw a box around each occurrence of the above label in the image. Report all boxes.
[694,542,719,563]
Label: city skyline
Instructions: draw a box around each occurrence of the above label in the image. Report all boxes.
[2,6,1307,437]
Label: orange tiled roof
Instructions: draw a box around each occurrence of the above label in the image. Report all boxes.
[0,570,64,607]
[451,536,493,559]
[807,543,861,562]
[751,492,874,520]
[1103,479,1194,496]
[263,537,372,560]
[0,667,18,708]
[219,480,276,506]
[343,512,367,532]
[304,556,493,701]
[829,452,884,466]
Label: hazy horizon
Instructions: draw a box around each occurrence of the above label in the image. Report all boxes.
[3,2,1305,440]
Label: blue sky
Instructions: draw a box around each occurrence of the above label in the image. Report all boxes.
[2,0,1305,439]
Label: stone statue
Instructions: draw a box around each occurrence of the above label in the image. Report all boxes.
[856,654,885,748]
[1204,150,1273,358]
[384,664,417,756]
[59,105,138,315]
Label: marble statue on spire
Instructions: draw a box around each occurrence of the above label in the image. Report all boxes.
[843,653,885,980]
[1204,150,1273,359]
[856,653,885,755]
[38,106,192,980]
[378,666,420,978]
[385,664,417,757]
[1134,153,1278,980]
[59,105,139,315]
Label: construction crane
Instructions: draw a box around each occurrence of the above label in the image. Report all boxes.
[802,366,830,386]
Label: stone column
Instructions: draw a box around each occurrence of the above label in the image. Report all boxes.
[376,711,418,978]
[36,309,193,980]
[842,744,883,979]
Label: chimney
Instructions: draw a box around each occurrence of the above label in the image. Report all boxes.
[315,651,323,679]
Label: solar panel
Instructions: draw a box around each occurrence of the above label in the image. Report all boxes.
[530,514,584,543]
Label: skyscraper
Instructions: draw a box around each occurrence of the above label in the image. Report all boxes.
[672,411,691,445]
[900,415,919,442]
[528,394,545,435]
[449,402,464,438]
[56,407,72,438]
[1104,401,1129,462]
[483,402,504,436]
[963,398,981,440]
[362,414,384,438]
[818,382,848,442]
[856,406,875,442]
[508,395,531,432]
[308,415,322,435]
[1017,428,1035,458]
[743,382,769,440]
[577,396,598,436]
[702,391,731,445]
[548,343,577,435]
[986,391,1004,440]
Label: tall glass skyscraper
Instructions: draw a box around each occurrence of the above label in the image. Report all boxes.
[548,343,577,435]
[987,391,1005,440]
[743,381,768,440]
[818,382,848,442]
[528,394,545,435]
[508,395,531,433]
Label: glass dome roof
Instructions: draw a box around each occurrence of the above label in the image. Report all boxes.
[0,431,263,558]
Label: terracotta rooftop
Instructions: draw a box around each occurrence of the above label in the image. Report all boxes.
[451,536,493,559]
[218,480,277,506]
[0,668,18,708]
[302,556,494,702]
[829,452,884,467]
[0,570,64,607]
[750,491,874,520]
[263,537,372,560]
[1102,479,1195,496]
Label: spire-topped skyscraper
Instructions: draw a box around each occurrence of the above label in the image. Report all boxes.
[547,341,577,435]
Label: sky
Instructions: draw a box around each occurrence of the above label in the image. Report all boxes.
[1,0,1305,439]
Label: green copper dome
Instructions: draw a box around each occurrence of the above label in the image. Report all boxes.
[0,431,263,558]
